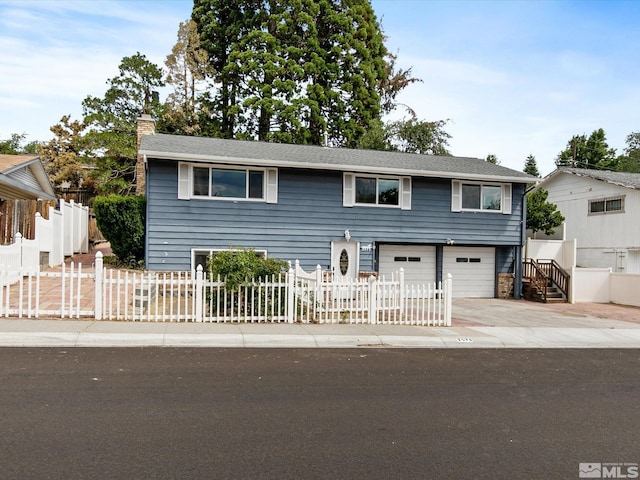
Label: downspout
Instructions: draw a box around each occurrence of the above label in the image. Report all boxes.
[514,186,527,299]
[143,153,149,269]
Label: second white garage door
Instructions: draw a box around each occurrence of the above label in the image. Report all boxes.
[378,245,436,284]
[443,247,495,298]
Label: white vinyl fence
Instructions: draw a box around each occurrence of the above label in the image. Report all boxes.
[0,200,88,286]
[570,267,640,307]
[0,254,452,325]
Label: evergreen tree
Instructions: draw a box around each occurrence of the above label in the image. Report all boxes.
[82,52,165,194]
[39,115,92,191]
[192,0,409,147]
[523,154,540,177]
[163,19,211,136]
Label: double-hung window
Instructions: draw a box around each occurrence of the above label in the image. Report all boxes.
[343,173,411,209]
[451,180,512,214]
[179,163,278,203]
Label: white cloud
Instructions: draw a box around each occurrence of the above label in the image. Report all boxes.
[0,0,191,141]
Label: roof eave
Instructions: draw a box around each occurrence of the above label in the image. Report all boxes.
[536,169,640,191]
[0,175,57,200]
[140,150,534,184]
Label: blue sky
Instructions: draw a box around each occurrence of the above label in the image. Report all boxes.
[1,0,638,176]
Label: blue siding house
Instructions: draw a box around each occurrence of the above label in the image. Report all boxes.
[138,121,533,298]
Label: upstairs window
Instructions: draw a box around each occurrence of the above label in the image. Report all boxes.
[461,184,501,211]
[193,167,264,199]
[451,180,512,214]
[589,196,625,215]
[355,177,399,206]
[343,173,411,209]
[178,163,278,203]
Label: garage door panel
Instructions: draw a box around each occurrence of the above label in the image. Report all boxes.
[444,247,495,298]
[379,245,436,284]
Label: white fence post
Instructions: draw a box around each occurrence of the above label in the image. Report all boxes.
[369,275,377,324]
[315,264,322,319]
[15,232,23,269]
[445,273,452,326]
[195,265,204,322]
[94,252,103,320]
[399,268,405,318]
[286,267,295,323]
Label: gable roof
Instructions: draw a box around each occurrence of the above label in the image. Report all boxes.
[140,133,535,184]
[0,155,57,200]
[538,167,640,191]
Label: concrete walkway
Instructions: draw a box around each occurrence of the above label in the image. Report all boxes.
[0,298,638,348]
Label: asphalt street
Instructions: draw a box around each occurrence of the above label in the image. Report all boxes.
[1,348,639,479]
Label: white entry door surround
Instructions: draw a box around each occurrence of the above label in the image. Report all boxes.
[331,241,359,281]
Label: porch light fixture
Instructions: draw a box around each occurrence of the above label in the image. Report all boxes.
[344,229,351,241]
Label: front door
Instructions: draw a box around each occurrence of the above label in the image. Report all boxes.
[331,241,359,281]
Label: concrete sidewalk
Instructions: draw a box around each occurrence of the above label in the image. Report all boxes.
[0,297,639,348]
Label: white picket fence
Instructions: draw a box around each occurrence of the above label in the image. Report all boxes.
[0,200,89,287]
[0,254,452,326]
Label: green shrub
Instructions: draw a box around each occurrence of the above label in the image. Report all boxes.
[206,249,288,290]
[93,195,146,267]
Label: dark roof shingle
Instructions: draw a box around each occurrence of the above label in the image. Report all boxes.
[140,133,534,183]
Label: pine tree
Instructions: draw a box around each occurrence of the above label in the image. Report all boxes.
[192,0,403,147]
[523,154,540,177]
[82,53,165,194]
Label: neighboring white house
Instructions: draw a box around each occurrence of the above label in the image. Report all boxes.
[534,168,640,273]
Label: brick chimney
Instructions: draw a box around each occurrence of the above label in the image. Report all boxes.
[136,114,156,195]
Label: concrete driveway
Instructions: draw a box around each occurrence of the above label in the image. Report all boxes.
[452,298,640,328]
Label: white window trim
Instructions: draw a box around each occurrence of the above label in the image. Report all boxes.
[451,180,512,215]
[178,162,277,203]
[191,248,268,271]
[343,173,411,210]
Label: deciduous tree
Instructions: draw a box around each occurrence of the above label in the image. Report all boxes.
[486,154,499,165]
[615,132,640,173]
[0,133,41,154]
[555,128,617,170]
[527,188,565,236]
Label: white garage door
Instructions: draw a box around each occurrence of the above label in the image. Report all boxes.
[378,245,436,284]
[443,247,495,298]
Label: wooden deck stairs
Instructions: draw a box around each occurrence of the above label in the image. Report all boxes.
[523,259,570,303]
